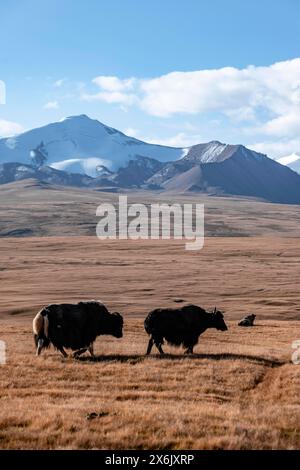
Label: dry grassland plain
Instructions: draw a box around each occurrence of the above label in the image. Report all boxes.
[0,183,299,449]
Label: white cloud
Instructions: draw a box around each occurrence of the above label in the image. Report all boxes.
[250,138,300,159]
[0,119,23,137]
[259,111,300,138]
[92,76,135,92]
[84,59,300,158]
[53,79,66,88]
[44,100,59,109]
[123,128,203,148]
[137,59,300,118]
[224,107,256,122]
[83,91,137,106]
[85,60,300,124]
[145,132,203,148]
[82,76,137,106]
[123,127,139,138]
[138,69,254,117]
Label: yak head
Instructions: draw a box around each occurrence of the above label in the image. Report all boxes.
[110,312,124,338]
[211,307,228,331]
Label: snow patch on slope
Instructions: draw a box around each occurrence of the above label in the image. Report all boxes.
[180,148,190,159]
[199,142,227,163]
[51,157,112,177]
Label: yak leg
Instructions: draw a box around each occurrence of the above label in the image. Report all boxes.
[58,346,68,358]
[153,338,164,355]
[184,346,194,354]
[36,338,44,356]
[146,337,154,355]
[73,348,88,358]
[88,343,95,358]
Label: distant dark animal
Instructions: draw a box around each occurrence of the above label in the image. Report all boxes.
[32,301,123,357]
[238,314,256,327]
[144,305,228,355]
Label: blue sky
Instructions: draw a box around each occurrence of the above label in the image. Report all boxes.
[1,0,300,157]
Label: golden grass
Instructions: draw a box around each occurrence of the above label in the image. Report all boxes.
[0,236,300,449]
[1,318,300,450]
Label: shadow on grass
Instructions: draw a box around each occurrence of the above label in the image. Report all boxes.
[77,352,284,367]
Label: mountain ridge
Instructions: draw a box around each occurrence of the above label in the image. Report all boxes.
[1,115,300,204]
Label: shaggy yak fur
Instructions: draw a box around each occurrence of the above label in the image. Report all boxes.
[32,301,123,357]
[144,304,228,355]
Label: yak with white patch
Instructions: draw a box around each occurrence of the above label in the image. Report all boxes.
[238,314,256,327]
[144,304,228,355]
[32,301,123,357]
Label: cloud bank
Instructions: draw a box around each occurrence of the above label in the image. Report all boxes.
[0,119,23,137]
[44,100,59,109]
[83,58,300,157]
[53,79,66,88]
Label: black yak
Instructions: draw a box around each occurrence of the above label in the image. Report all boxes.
[32,301,123,357]
[144,305,228,355]
[238,314,256,327]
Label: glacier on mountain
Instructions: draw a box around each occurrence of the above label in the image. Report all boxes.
[0,114,184,177]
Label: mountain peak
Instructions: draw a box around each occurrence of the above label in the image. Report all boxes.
[0,116,183,176]
[60,114,95,122]
[72,114,90,119]
[184,141,229,163]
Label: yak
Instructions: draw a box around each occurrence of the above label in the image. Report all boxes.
[32,300,123,357]
[238,314,256,327]
[144,304,228,355]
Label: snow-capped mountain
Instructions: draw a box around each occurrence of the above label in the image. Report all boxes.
[1,115,300,204]
[147,143,300,203]
[276,153,300,174]
[0,115,184,177]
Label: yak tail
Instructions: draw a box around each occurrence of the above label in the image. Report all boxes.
[32,308,50,355]
[43,314,49,338]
